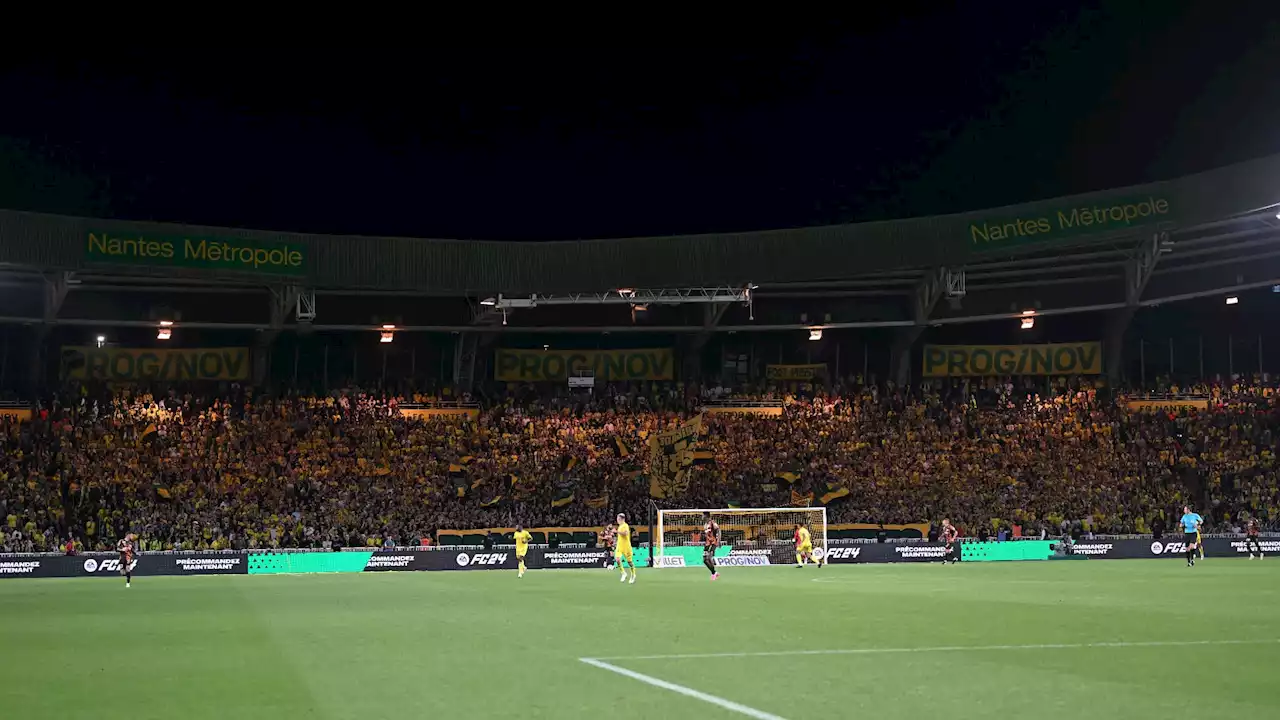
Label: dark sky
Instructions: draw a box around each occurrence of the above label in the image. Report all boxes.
[2,3,1279,241]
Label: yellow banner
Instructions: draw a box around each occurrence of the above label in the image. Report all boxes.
[923,342,1102,377]
[1125,398,1209,411]
[766,364,826,381]
[648,414,704,499]
[704,406,783,417]
[62,347,251,381]
[832,522,930,538]
[494,348,673,382]
[401,408,480,421]
[0,407,33,422]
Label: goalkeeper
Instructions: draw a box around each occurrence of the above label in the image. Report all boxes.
[702,512,720,581]
[795,523,822,567]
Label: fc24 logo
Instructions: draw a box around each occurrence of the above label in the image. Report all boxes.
[455,553,508,567]
[1150,542,1188,555]
[817,547,860,561]
[83,558,136,573]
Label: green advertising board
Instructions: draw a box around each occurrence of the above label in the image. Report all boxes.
[969,195,1172,251]
[961,541,1054,562]
[248,551,372,574]
[86,230,306,275]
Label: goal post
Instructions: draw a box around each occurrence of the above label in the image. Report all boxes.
[655,507,827,568]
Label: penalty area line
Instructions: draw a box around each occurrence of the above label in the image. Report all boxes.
[595,637,1280,661]
[578,657,787,720]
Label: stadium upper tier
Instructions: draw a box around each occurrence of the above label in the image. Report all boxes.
[2,155,1280,294]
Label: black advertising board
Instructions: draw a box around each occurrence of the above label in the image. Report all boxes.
[817,543,950,564]
[363,547,611,571]
[1069,537,1258,559]
[0,552,247,579]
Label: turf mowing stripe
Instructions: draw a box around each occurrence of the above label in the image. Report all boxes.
[579,657,788,720]
[596,638,1280,661]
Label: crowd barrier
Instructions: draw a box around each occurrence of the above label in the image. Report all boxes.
[1,537,1274,579]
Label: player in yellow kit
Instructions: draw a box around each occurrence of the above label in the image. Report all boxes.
[615,513,636,584]
[514,524,532,578]
[794,523,822,567]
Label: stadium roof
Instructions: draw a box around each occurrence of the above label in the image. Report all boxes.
[1,154,1280,333]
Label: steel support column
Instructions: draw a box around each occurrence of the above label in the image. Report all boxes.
[683,302,732,381]
[1105,232,1164,382]
[890,267,947,386]
[255,286,298,387]
[31,272,71,390]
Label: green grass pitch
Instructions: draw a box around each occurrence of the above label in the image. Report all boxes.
[2,560,1277,719]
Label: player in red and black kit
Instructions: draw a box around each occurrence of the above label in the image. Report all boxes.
[702,512,720,581]
[1245,516,1264,559]
[600,523,616,569]
[116,534,137,587]
[941,519,960,564]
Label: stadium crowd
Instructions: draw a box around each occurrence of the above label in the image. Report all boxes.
[2,376,1278,552]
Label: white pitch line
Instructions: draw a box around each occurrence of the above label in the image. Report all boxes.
[594,637,1280,661]
[579,657,787,720]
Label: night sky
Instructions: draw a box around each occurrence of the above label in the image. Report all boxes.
[2,4,1278,241]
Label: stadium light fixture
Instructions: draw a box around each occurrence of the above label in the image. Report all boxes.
[380,324,396,343]
[1020,317,1035,330]
[96,335,106,348]
[157,328,172,340]
[480,297,496,306]
[1226,296,1239,305]
[808,328,823,341]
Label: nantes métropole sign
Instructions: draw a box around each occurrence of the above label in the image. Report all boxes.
[969,196,1171,250]
[86,230,305,275]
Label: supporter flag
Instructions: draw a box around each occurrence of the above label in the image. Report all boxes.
[611,436,630,458]
[648,414,703,499]
[449,463,470,498]
[820,482,850,505]
[726,498,742,508]
[560,456,579,473]
[775,470,801,484]
[690,450,715,467]
[585,494,610,509]
[508,474,534,498]
[790,489,814,506]
[138,423,158,447]
[153,484,172,501]
[479,494,505,508]
[551,488,576,508]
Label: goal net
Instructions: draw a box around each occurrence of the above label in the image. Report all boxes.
[655,507,827,568]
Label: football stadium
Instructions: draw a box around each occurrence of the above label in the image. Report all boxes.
[3,155,1280,718]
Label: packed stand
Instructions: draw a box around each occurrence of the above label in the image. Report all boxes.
[2,377,1279,553]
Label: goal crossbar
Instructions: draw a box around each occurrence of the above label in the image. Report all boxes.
[656,506,828,568]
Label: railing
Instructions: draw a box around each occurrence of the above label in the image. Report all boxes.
[702,400,784,408]
[399,400,481,410]
[702,400,785,416]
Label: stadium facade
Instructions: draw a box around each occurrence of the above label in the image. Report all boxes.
[2,154,1280,393]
